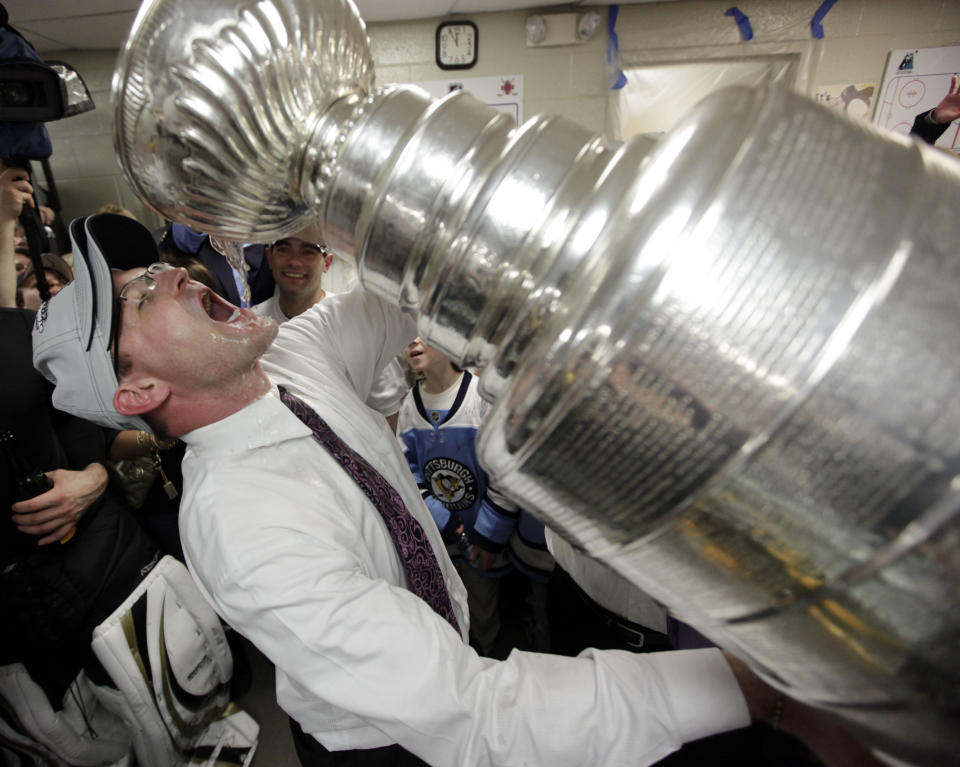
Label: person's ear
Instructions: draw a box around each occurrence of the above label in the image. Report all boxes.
[323,252,333,273]
[265,246,274,268]
[114,377,171,416]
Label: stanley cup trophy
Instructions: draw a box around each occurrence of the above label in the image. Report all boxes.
[112,0,958,762]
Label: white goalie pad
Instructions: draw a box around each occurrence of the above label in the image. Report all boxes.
[0,664,132,767]
[90,555,259,767]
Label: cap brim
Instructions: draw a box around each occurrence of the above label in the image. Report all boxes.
[68,215,105,355]
[32,215,152,433]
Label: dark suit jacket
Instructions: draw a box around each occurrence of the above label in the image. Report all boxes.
[910,109,950,146]
[196,240,275,307]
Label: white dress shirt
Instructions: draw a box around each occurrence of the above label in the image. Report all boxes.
[546,528,669,633]
[252,287,407,416]
[180,287,750,766]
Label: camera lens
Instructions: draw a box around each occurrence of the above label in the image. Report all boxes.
[0,81,37,107]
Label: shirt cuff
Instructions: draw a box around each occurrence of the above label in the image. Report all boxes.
[650,648,751,744]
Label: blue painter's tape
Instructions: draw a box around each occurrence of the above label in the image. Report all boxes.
[607,5,627,90]
[811,0,838,39]
[725,7,753,42]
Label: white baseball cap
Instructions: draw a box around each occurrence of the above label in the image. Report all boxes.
[33,213,158,432]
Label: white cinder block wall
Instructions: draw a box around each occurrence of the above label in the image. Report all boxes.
[42,49,163,228]
[41,0,960,226]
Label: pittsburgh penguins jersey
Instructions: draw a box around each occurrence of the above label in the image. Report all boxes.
[398,371,518,556]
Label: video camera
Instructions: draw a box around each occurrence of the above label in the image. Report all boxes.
[1,57,94,123]
[0,2,94,300]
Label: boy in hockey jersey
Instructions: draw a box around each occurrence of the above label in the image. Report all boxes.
[398,338,515,655]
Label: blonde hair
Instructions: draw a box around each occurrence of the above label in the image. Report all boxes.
[98,203,138,220]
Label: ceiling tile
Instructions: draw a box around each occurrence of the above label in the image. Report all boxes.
[15,12,137,52]
[10,26,71,53]
[3,0,140,23]
[2,0,679,53]
[355,0,454,22]
[452,0,585,12]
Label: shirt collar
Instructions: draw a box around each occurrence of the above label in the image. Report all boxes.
[181,386,311,455]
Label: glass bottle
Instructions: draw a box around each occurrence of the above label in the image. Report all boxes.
[1,430,55,550]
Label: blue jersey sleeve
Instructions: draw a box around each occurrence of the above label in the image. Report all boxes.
[469,488,519,553]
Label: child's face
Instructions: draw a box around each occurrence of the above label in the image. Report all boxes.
[403,337,450,375]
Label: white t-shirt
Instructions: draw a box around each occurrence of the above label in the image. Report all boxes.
[253,287,406,416]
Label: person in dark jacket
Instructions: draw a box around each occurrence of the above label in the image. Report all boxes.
[910,73,960,146]
[1,164,158,706]
[169,222,275,306]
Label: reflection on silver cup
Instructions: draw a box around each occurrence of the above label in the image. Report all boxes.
[113,1,960,761]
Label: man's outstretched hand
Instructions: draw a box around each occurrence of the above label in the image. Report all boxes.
[723,652,885,767]
[932,74,960,125]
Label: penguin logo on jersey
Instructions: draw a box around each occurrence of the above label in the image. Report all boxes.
[424,457,478,511]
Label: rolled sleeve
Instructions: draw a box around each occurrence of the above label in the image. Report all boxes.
[646,648,751,743]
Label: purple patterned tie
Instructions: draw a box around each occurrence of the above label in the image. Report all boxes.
[278,386,461,633]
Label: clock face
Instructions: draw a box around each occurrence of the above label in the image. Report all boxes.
[436,21,478,71]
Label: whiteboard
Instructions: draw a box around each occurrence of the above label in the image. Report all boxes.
[874,45,960,151]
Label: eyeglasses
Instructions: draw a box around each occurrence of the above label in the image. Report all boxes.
[112,262,175,374]
[118,262,175,307]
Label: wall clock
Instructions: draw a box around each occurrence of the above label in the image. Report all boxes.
[436,20,478,71]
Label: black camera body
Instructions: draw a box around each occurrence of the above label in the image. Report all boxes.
[0,3,94,160]
[1,58,74,123]
[1,3,93,299]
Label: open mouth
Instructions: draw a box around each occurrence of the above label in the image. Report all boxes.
[201,289,243,322]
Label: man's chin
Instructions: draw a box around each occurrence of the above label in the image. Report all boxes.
[246,312,280,345]
[216,310,279,355]
[279,280,317,296]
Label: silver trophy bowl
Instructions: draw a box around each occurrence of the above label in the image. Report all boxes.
[113,0,960,762]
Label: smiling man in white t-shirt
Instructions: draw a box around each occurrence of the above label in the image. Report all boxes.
[253,223,406,430]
